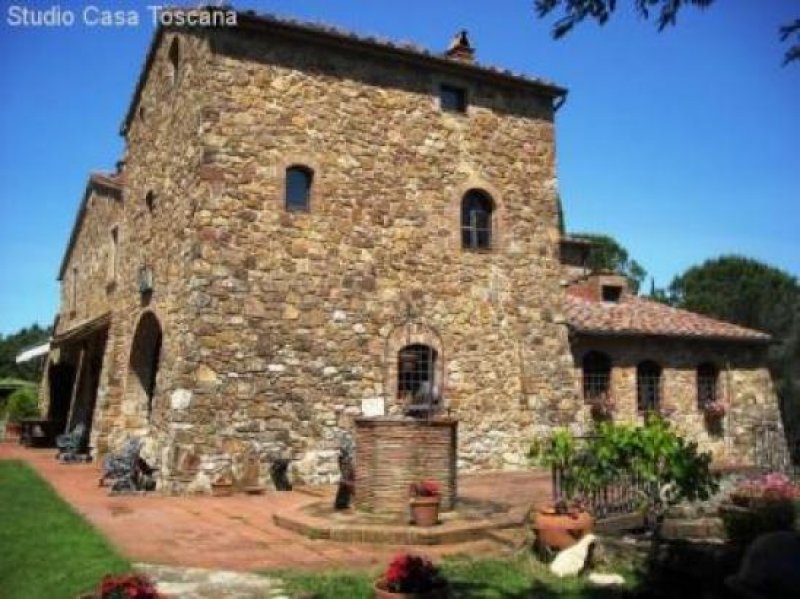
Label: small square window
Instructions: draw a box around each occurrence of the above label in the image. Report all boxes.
[440,84,467,113]
[602,285,622,302]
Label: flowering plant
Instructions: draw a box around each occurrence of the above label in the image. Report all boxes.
[99,573,161,599]
[409,480,441,498]
[589,395,615,420]
[703,400,726,419]
[383,553,445,593]
[731,472,799,504]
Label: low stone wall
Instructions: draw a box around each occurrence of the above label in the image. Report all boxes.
[354,417,457,514]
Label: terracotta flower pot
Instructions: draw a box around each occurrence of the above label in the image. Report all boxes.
[374,578,448,599]
[532,505,594,550]
[211,482,234,497]
[410,496,440,527]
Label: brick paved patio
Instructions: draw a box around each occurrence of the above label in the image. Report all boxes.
[0,441,551,571]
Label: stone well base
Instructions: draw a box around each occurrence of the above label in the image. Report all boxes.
[273,496,524,545]
[354,416,457,514]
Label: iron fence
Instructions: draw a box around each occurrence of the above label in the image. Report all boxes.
[551,435,654,520]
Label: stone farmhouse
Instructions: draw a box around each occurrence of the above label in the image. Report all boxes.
[41,9,780,493]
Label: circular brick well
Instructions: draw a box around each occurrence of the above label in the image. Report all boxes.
[354,416,458,515]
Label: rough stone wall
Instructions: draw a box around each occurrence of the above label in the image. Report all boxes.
[569,336,780,464]
[40,184,121,420]
[166,27,577,489]
[92,30,214,468]
[56,186,121,332]
[45,29,215,463]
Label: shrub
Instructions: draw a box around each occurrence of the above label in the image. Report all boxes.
[5,387,39,423]
[531,416,719,527]
[722,472,800,544]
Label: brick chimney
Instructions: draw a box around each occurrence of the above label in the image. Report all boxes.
[445,30,475,63]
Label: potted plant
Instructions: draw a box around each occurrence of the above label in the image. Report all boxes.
[589,394,615,421]
[210,467,234,497]
[528,430,594,550]
[722,473,799,545]
[409,480,441,527]
[374,553,448,598]
[703,400,726,420]
[658,403,677,418]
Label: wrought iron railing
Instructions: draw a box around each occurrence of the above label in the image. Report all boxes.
[551,436,653,520]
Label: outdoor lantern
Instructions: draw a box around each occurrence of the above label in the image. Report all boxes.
[137,265,154,294]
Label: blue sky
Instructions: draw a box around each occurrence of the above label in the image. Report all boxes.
[0,1,798,335]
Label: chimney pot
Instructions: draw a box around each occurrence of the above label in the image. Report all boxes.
[445,29,475,63]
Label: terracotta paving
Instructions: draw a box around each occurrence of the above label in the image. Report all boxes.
[0,441,552,572]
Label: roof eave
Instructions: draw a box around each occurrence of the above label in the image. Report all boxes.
[568,326,772,345]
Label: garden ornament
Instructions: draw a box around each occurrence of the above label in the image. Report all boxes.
[550,533,596,577]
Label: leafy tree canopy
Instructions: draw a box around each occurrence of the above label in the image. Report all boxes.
[571,232,648,293]
[0,324,51,382]
[668,255,799,335]
[535,0,799,64]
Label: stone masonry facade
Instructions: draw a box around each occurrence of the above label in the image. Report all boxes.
[41,10,780,494]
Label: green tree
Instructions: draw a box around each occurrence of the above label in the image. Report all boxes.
[668,256,798,334]
[0,324,51,382]
[572,232,648,293]
[534,0,799,65]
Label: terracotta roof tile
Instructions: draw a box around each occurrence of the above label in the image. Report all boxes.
[565,288,770,343]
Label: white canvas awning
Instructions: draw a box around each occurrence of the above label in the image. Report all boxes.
[15,342,50,364]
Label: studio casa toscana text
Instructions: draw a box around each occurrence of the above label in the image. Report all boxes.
[6,3,237,27]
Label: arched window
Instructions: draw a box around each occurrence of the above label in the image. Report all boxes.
[461,190,493,250]
[637,361,662,413]
[697,362,719,409]
[582,351,611,401]
[285,166,313,211]
[168,38,180,87]
[145,191,156,213]
[398,344,437,402]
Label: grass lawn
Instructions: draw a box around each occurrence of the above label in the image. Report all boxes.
[0,460,130,599]
[277,552,641,598]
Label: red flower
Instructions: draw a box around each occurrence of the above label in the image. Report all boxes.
[410,480,441,497]
[383,553,443,593]
[703,401,726,418]
[98,573,160,599]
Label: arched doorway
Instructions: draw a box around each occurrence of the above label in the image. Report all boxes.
[126,312,163,422]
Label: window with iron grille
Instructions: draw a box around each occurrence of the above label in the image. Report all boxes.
[697,362,719,408]
[582,351,611,400]
[285,166,313,211]
[461,190,493,250]
[637,360,662,412]
[398,344,436,399]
